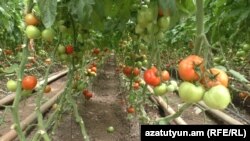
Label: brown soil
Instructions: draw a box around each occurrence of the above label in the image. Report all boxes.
[52,56,140,141]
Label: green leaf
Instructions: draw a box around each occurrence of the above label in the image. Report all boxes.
[38,0,57,28]
[2,64,18,73]
[90,10,104,31]
[228,69,249,83]
[68,0,94,24]
[103,0,115,17]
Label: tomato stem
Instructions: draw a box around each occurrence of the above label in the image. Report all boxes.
[11,40,29,141]
[155,103,192,124]
[194,0,204,55]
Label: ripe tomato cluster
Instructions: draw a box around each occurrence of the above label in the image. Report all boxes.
[24,13,55,41]
[177,55,231,110]
[123,66,141,78]
[143,66,175,96]
[85,62,97,77]
[57,44,74,61]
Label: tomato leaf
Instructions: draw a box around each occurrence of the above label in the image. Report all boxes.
[68,0,94,24]
[214,65,227,72]
[38,0,57,28]
[2,64,18,73]
[228,69,249,83]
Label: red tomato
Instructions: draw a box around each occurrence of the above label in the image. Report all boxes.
[144,67,161,87]
[123,66,132,77]
[93,48,100,55]
[4,50,13,55]
[84,92,93,100]
[65,45,74,54]
[150,66,158,73]
[91,66,97,73]
[22,75,37,90]
[133,82,140,90]
[178,55,204,81]
[132,67,140,76]
[127,107,135,113]
[83,90,93,100]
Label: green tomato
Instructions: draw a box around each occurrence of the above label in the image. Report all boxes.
[25,25,41,39]
[242,44,250,51]
[59,25,67,33]
[158,16,170,31]
[60,54,68,61]
[7,80,17,92]
[135,61,143,68]
[137,11,148,28]
[57,45,66,54]
[203,85,231,110]
[135,24,144,34]
[170,80,178,90]
[156,32,164,40]
[142,60,148,66]
[144,8,154,22]
[42,28,55,41]
[178,82,205,103]
[107,126,115,133]
[236,50,246,57]
[166,84,175,92]
[153,83,168,96]
[146,22,158,34]
[139,43,148,52]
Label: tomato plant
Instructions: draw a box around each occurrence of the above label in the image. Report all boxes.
[22,76,37,90]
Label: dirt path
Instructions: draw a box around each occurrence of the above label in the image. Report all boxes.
[53,56,139,141]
